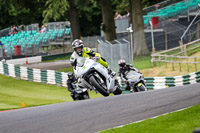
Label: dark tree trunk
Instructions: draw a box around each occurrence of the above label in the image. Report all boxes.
[100,0,116,42]
[131,0,150,56]
[68,0,81,40]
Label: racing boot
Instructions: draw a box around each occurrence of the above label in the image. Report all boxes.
[107,67,116,77]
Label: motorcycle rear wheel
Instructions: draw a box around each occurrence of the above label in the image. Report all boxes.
[89,75,109,97]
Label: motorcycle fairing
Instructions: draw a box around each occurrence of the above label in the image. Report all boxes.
[74,58,116,93]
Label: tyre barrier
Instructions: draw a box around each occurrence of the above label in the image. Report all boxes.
[0,61,200,92]
[144,72,200,90]
[0,61,68,87]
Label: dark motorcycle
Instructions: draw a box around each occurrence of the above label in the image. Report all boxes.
[72,82,90,101]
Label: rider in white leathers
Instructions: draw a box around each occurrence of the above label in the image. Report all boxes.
[70,39,116,76]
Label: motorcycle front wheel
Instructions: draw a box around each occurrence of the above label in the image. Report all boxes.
[113,86,122,95]
[136,83,147,91]
[89,75,109,97]
[82,92,90,99]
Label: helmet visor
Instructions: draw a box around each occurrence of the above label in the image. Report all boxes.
[119,63,125,67]
[75,47,82,52]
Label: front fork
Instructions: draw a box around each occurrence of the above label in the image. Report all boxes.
[130,82,143,93]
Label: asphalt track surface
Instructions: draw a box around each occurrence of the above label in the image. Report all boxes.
[0,83,200,133]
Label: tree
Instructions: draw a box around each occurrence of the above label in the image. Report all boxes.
[42,0,69,23]
[68,0,81,39]
[42,0,82,40]
[131,0,149,56]
[0,0,44,29]
[100,0,116,42]
[78,0,102,36]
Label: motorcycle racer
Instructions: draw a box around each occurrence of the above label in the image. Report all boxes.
[118,59,141,90]
[67,72,77,100]
[70,39,116,77]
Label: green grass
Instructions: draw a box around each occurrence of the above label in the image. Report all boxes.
[0,74,103,111]
[164,49,181,55]
[57,66,73,72]
[187,42,200,55]
[156,42,200,56]
[101,104,200,133]
[133,56,153,70]
[187,46,200,56]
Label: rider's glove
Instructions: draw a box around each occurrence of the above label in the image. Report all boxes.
[138,71,142,74]
[93,56,99,62]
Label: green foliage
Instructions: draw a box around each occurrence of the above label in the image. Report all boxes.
[9,4,17,16]
[8,3,30,17]
[115,0,165,15]
[77,0,100,19]
[42,0,69,23]
[77,0,102,35]
[0,0,44,28]
[115,0,129,15]
[0,0,166,35]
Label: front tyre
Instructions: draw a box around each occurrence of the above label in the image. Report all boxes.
[82,92,90,99]
[89,75,109,97]
[113,86,122,95]
[136,83,147,91]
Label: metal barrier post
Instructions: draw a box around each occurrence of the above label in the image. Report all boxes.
[150,21,156,53]
[181,10,200,43]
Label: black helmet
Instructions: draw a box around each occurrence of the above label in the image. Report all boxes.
[72,39,84,56]
[118,59,126,67]
[67,72,75,80]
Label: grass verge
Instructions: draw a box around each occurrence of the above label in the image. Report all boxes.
[57,66,73,73]
[101,104,200,133]
[133,56,153,70]
[0,74,103,111]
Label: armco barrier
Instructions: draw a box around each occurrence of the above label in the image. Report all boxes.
[4,52,73,65]
[6,56,42,65]
[0,61,200,91]
[144,72,200,89]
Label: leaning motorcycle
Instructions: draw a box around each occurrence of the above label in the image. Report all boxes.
[74,57,122,97]
[123,70,147,93]
[72,81,90,101]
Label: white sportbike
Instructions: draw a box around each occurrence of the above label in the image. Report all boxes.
[74,57,122,97]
